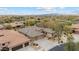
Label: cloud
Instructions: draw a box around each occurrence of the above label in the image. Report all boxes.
[36,7,66,14]
[0,8,20,15]
[0,8,8,10]
[0,8,10,15]
[37,7,54,12]
[0,7,78,15]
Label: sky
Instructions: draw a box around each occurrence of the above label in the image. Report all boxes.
[0,7,79,15]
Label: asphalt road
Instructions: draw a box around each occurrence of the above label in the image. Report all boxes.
[49,44,64,51]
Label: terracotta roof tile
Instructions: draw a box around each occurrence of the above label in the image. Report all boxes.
[0,30,30,48]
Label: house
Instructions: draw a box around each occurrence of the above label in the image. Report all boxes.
[41,28,55,39]
[72,24,79,33]
[3,23,10,26]
[42,28,55,34]
[10,21,24,28]
[0,25,4,30]
[0,30,30,51]
[18,26,44,41]
[74,18,79,24]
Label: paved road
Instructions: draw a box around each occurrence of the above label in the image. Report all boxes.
[49,34,79,51]
[49,44,64,51]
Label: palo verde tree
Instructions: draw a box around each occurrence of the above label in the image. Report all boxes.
[64,34,75,51]
[63,19,75,51]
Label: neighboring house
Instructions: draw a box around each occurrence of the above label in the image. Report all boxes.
[3,21,24,29]
[3,23,11,29]
[3,23,10,26]
[18,26,55,41]
[0,30,30,51]
[74,18,79,24]
[72,24,79,33]
[10,21,24,28]
[18,26,44,41]
[0,25,4,30]
[42,28,55,34]
[41,28,55,39]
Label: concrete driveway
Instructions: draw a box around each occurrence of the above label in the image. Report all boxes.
[17,38,59,51]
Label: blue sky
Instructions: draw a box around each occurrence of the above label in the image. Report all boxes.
[0,7,79,15]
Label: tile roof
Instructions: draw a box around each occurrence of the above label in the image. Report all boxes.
[72,24,79,29]
[0,30,30,48]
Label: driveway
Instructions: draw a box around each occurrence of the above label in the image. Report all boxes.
[17,38,59,51]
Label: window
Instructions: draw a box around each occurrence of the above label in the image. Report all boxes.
[24,42,29,47]
[2,43,5,46]
[12,45,23,51]
[1,47,9,51]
